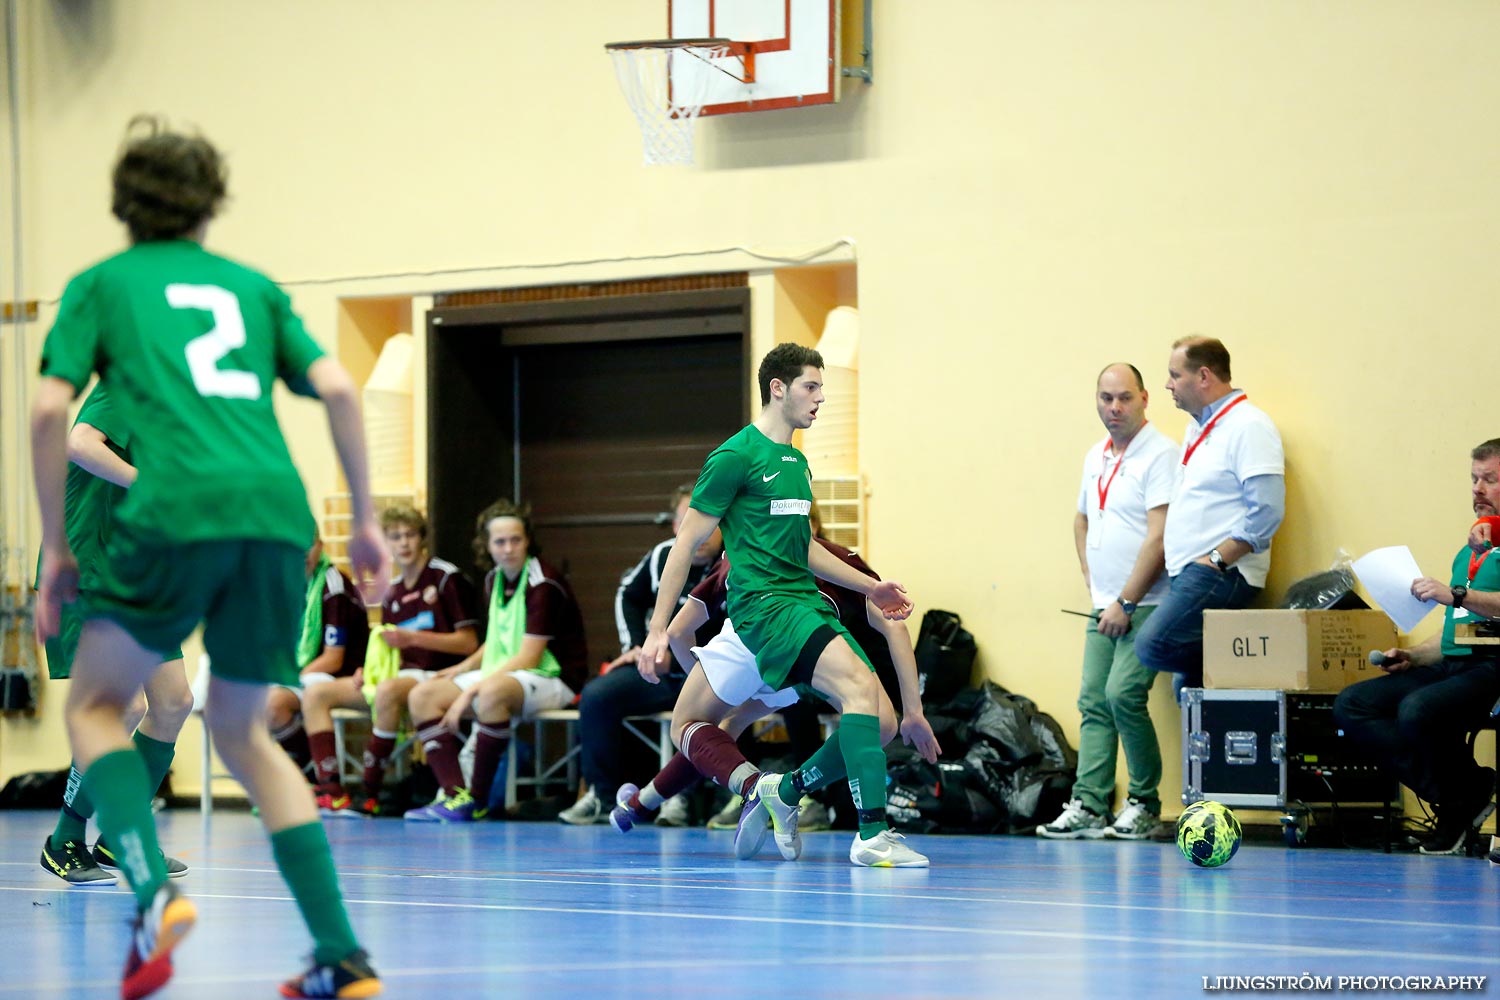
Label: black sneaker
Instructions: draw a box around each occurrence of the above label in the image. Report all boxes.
[1418,785,1496,856]
[278,948,382,998]
[94,840,189,878]
[40,836,118,886]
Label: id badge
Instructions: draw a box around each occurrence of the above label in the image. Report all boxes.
[1088,508,1103,549]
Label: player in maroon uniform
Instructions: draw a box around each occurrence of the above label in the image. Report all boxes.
[304,506,480,815]
[403,500,589,821]
[266,536,370,771]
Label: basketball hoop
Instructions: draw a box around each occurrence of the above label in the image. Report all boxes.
[605,38,743,166]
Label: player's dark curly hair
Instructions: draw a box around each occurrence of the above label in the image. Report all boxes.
[472,498,540,569]
[111,115,227,243]
[757,343,825,406]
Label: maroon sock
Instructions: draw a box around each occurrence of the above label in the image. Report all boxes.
[275,725,311,771]
[681,722,755,792]
[309,730,340,785]
[654,752,706,801]
[362,731,397,797]
[416,718,465,796]
[469,722,511,810]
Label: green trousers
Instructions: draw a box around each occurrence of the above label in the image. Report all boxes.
[1071,605,1162,815]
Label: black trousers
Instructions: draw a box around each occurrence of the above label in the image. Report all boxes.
[1332,655,1499,809]
[577,666,685,793]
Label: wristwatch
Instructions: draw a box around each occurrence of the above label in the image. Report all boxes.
[1208,548,1228,572]
[1116,597,1138,615]
[1451,585,1469,610]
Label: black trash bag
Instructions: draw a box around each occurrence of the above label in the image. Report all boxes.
[1280,567,1368,611]
[914,610,978,707]
[1030,710,1078,773]
[1001,764,1074,833]
[0,769,68,810]
[968,683,1047,767]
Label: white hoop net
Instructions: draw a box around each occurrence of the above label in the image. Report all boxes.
[608,41,730,166]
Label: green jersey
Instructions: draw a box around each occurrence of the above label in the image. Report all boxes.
[39,240,324,548]
[690,424,817,624]
[1441,545,1500,657]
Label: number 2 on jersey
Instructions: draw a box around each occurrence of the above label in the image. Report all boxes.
[167,283,262,400]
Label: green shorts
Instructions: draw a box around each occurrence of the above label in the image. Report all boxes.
[46,597,183,680]
[732,591,873,689]
[83,527,304,686]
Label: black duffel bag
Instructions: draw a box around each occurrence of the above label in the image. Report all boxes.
[914,609,977,708]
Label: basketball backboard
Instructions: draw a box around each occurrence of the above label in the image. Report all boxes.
[669,0,840,116]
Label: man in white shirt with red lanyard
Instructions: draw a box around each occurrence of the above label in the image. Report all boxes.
[1135,337,1285,695]
[1039,363,1177,840]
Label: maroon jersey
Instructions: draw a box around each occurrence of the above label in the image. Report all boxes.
[382,557,481,671]
[482,557,589,692]
[318,564,369,677]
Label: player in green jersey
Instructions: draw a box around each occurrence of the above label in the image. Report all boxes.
[38,383,193,888]
[32,117,390,1000]
[639,343,931,867]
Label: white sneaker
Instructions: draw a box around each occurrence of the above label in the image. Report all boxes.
[654,794,691,827]
[558,787,606,825]
[850,828,929,868]
[1037,799,1108,840]
[1105,798,1160,840]
[753,773,802,861]
[798,795,832,832]
[707,794,743,830]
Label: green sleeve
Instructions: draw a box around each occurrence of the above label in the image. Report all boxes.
[38,271,103,392]
[270,284,326,399]
[74,383,129,450]
[691,445,747,517]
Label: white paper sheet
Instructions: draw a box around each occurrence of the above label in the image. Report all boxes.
[1351,545,1439,633]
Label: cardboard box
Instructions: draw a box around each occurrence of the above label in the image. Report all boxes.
[1202,610,1396,692]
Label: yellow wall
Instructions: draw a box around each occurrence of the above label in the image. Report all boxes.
[4,1,1499,814]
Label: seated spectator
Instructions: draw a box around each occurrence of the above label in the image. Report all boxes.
[403,499,589,822]
[559,485,723,825]
[305,505,480,815]
[1333,439,1500,855]
[267,535,370,772]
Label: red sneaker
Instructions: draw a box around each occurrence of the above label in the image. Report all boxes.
[122,882,196,1000]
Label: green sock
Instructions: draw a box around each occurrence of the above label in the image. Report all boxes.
[49,765,88,850]
[271,822,361,966]
[779,731,847,805]
[96,732,177,856]
[82,749,169,907]
[133,730,177,800]
[837,713,889,839]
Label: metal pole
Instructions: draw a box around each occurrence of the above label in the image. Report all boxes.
[841,0,873,83]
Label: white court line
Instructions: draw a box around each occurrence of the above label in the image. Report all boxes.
[0,884,1489,967]
[0,947,1219,995]
[89,861,1496,935]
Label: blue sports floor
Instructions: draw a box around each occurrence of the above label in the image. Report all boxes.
[0,809,1495,999]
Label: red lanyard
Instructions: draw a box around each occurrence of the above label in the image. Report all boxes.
[1182,394,1248,466]
[1467,546,1494,585]
[1096,424,1146,511]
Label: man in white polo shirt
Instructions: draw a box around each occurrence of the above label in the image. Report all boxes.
[1135,337,1285,693]
[1040,363,1176,840]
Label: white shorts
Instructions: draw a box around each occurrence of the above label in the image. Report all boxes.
[694,618,800,711]
[275,671,339,697]
[454,668,576,720]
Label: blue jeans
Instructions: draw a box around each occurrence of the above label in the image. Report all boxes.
[1134,562,1260,689]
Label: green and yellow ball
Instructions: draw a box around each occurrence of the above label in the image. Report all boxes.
[1176,800,1242,868]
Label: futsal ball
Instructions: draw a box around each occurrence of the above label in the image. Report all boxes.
[1176,800,1243,868]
